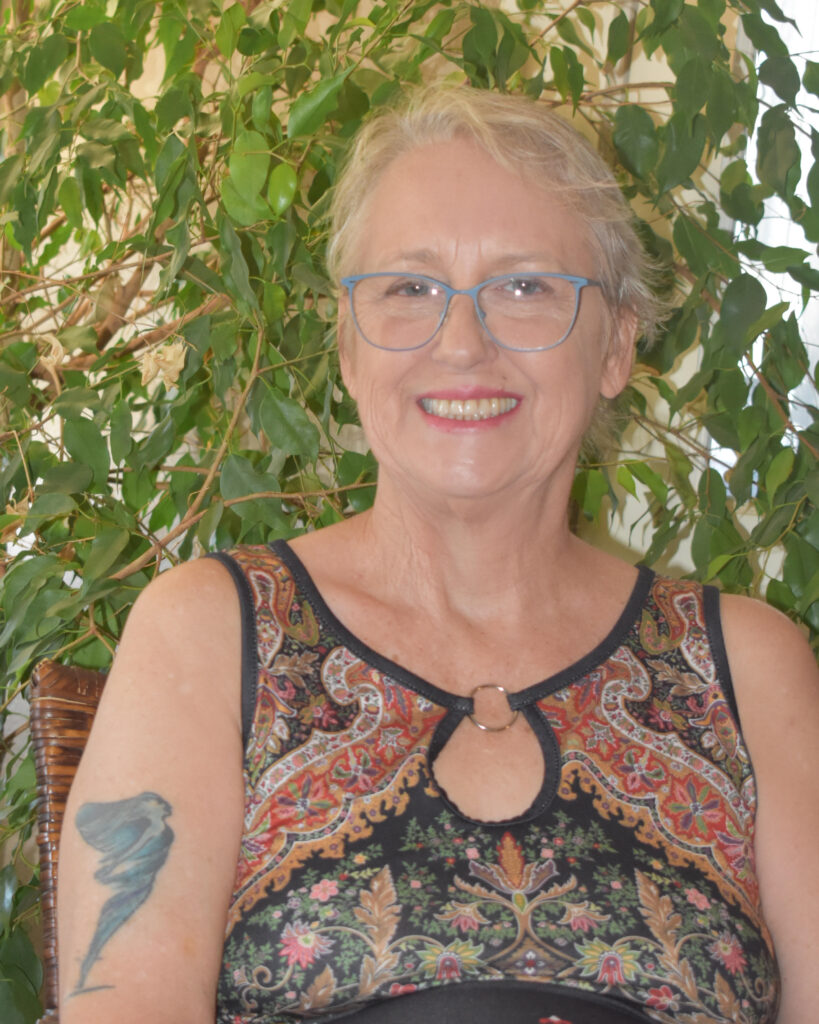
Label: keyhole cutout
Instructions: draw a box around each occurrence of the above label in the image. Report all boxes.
[431,692,547,823]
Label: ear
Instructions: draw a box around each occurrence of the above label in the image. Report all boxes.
[336,296,359,401]
[600,307,638,399]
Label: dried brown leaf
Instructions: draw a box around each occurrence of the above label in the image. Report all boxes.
[298,965,337,1010]
[715,970,742,1021]
[636,869,682,949]
[353,866,400,957]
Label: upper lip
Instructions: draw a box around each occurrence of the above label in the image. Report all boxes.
[417,387,522,401]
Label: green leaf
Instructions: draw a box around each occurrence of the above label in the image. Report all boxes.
[463,5,497,80]
[606,11,630,65]
[63,418,109,490]
[229,130,270,197]
[219,217,257,311]
[156,87,191,132]
[0,921,42,995]
[267,163,298,216]
[647,0,684,35]
[716,274,767,355]
[628,460,668,502]
[571,467,609,521]
[675,58,711,118]
[259,388,320,460]
[655,113,706,192]
[613,105,658,177]
[759,55,800,106]
[220,177,271,227]
[215,3,246,57]
[664,442,695,508]
[765,447,794,499]
[287,71,351,138]
[23,34,69,93]
[674,6,721,60]
[39,463,93,494]
[219,454,287,527]
[705,70,738,143]
[64,3,106,30]
[89,22,128,78]
[0,865,15,934]
[741,12,789,59]
[58,176,83,229]
[26,492,76,520]
[0,156,25,206]
[756,105,799,195]
[735,239,807,272]
[82,528,130,583]
[551,46,584,106]
[804,60,819,98]
[576,7,596,37]
[0,972,41,1024]
[57,325,98,354]
[673,215,735,277]
[616,464,638,497]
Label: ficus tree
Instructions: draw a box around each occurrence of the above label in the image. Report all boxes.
[0,0,816,1018]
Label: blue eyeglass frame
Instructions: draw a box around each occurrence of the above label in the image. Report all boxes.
[340,271,603,353]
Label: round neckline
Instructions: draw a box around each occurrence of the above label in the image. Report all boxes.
[271,538,654,710]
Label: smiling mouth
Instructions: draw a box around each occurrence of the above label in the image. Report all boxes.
[419,396,519,421]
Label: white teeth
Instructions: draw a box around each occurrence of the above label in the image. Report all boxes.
[420,396,518,420]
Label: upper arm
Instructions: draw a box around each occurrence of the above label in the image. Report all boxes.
[720,593,819,1024]
[58,556,246,1024]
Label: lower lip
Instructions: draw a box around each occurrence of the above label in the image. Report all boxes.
[417,400,522,432]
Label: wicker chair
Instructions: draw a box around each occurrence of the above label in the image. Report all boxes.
[29,659,108,1024]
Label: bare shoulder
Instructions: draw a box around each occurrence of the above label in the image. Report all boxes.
[89,554,245,755]
[718,592,819,729]
[719,595,819,1021]
[122,554,240,642]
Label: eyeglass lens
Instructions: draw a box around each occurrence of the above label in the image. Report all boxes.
[349,274,583,351]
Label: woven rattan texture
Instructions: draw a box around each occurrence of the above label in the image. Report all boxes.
[30,659,107,1022]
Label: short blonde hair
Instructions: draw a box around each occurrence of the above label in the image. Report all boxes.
[327,85,663,347]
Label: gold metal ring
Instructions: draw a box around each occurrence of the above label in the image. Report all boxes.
[467,683,519,732]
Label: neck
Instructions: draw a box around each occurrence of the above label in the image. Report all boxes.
[350,468,586,622]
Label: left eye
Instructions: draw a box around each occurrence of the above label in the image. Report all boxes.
[501,276,550,297]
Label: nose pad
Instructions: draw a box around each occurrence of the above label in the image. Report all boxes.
[431,293,495,362]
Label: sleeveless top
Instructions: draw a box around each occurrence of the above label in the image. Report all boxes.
[209,541,780,1024]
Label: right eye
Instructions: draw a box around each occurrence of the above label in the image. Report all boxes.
[383,276,439,299]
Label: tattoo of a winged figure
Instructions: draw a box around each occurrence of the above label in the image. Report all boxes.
[72,791,174,995]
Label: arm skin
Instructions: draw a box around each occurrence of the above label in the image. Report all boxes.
[57,558,246,1024]
[720,594,819,1024]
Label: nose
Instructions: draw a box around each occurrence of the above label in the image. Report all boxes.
[429,292,496,368]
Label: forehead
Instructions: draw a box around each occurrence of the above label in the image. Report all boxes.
[353,137,595,276]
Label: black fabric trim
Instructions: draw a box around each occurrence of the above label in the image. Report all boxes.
[271,538,651,710]
[326,979,653,1023]
[427,703,561,828]
[270,538,472,712]
[270,539,649,829]
[703,583,741,726]
[206,551,259,752]
[511,564,655,706]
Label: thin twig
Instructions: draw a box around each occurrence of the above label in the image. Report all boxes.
[111,313,267,579]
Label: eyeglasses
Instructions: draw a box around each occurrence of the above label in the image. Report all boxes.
[340,272,602,353]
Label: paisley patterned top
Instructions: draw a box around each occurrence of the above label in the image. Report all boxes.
[209,541,779,1024]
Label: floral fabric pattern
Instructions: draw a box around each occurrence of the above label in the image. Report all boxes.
[214,544,779,1024]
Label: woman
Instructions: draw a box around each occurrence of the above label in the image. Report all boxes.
[58,87,818,1024]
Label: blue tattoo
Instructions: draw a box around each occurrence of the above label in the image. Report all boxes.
[72,791,174,994]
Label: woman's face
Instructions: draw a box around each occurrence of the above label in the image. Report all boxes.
[338,137,635,507]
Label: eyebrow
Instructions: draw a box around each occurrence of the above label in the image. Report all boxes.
[387,250,568,271]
